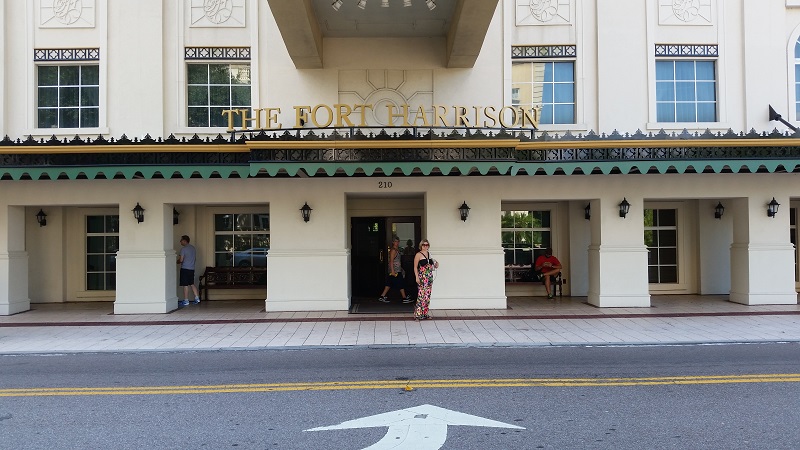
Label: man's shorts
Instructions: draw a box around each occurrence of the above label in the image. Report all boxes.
[385,273,405,290]
[180,268,195,287]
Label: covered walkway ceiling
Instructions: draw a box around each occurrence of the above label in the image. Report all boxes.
[266,0,499,68]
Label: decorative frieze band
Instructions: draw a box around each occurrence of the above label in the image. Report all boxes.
[34,48,100,62]
[511,45,577,59]
[655,44,718,58]
[184,47,251,60]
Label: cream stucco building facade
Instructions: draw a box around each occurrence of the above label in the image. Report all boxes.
[2,0,800,316]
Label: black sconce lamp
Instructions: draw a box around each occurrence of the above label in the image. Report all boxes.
[132,203,145,223]
[619,198,630,218]
[714,202,724,219]
[459,201,471,222]
[35,209,47,227]
[584,203,591,220]
[767,197,780,218]
[300,202,312,222]
[173,208,180,225]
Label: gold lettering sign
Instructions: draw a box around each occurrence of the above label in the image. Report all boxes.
[222,104,540,132]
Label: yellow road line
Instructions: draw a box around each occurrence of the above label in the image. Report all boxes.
[2,374,799,397]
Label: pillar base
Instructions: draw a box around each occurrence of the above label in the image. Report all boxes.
[587,293,651,308]
[729,292,798,306]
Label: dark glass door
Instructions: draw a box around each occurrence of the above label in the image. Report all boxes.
[351,218,387,299]
[350,216,421,302]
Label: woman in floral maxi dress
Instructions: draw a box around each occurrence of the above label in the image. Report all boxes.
[413,240,439,320]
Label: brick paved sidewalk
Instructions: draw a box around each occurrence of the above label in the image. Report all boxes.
[1,295,799,353]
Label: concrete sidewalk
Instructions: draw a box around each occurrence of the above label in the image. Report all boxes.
[1,295,800,353]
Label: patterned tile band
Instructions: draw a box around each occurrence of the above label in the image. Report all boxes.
[184,47,251,60]
[511,45,577,59]
[34,48,100,61]
[655,44,718,57]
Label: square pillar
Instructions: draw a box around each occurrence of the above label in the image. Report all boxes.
[729,197,797,305]
[114,202,178,314]
[0,206,30,315]
[266,188,349,311]
[587,198,650,307]
[425,185,506,310]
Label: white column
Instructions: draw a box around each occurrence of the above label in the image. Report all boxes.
[425,186,506,310]
[729,196,796,305]
[0,206,30,315]
[266,187,349,311]
[114,203,178,314]
[587,197,650,307]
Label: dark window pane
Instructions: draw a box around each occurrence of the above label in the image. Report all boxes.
[209,86,230,106]
[235,214,252,231]
[215,253,233,267]
[81,108,99,128]
[210,107,233,127]
[230,64,251,84]
[81,65,99,85]
[501,231,514,246]
[648,266,659,283]
[81,87,99,106]
[187,64,208,84]
[658,209,676,226]
[644,230,657,247]
[253,234,270,248]
[106,254,117,272]
[514,231,532,247]
[105,274,116,290]
[59,108,79,128]
[209,64,230,84]
[60,87,80,107]
[791,208,797,226]
[215,214,233,231]
[87,236,104,253]
[231,86,250,105]
[106,215,119,233]
[658,230,677,247]
[253,214,270,231]
[188,107,209,127]
[38,87,58,107]
[87,255,104,271]
[234,234,252,252]
[60,66,79,85]
[215,234,234,252]
[659,248,677,265]
[648,248,659,265]
[38,66,59,86]
[87,216,104,233]
[87,273,104,290]
[188,86,208,106]
[105,236,119,253]
[659,266,678,283]
[38,109,58,128]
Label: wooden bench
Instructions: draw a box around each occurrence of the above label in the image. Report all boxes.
[198,266,267,301]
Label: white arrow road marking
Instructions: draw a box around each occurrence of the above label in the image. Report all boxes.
[305,404,524,450]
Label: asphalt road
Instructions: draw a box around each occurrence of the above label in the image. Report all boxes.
[2,343,800,449]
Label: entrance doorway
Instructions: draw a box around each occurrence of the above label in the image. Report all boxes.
[350,217,421,304]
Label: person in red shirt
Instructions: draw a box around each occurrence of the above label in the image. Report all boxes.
[534,248,562,299]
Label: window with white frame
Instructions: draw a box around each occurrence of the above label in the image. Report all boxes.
[644,208,678,283]
[187,63,251,128]
[37,65,100,128]
[654,44,719,123]
[501,210,552,282]
[86,215,119,290]
[791,207,797,282]
[795,39,800,118]
[214,213,269,267]
[511,45,577,125]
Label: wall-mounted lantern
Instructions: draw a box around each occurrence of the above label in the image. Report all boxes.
[767,197,780,218]
[714,202,724,219]
[619,198,630,218]
[132,203,145,223]
[300,202,313,222]
[36,209,47,227]
[459,201,471,222]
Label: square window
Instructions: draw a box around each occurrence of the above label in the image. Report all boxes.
[512,60,575,125]
[656,59,716,123]
[187,63,251,128]
[37,64,100,129]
